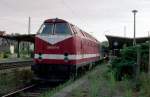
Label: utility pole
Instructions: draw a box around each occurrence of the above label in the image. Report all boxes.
[132,10,138,46]
[148,32,150,75]
[28,17,31,35]
[124,26,126,38]
[28,17,31,56]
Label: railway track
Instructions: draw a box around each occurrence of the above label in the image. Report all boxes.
[2,82,59,97]
[2,84,36,97]
[0,60,33,70]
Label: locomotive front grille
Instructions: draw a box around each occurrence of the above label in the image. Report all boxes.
[32,64,75,80]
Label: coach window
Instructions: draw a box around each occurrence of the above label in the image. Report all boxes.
[55,23,71,35]
[39,23,54,35]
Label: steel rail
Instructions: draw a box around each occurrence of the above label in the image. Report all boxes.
[2,84,36,97]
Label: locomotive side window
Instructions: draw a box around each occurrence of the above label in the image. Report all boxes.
[80,30,86,37]
[55,23,71,35]
[71,25,77,34]
[39,23,54,35]
[74,26,84,36]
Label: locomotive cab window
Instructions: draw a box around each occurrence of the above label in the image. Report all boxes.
[39,23,54,35]
[55,23,71,35]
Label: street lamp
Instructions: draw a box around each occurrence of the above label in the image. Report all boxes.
[132,9,138,46]
[132,10,139,87]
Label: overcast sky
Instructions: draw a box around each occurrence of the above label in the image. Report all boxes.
[0,0,150,41]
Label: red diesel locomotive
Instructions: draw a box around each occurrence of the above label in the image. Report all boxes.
[32,18,100,81]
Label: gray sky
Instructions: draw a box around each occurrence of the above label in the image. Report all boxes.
[0,0,150,41]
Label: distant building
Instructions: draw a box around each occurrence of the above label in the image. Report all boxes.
[0,31,19,53]
[0,31,6,36]
[0,32,35,58]
[0,31,9,52]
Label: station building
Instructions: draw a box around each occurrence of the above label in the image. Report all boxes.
[0,31,10,52]
[0,31,34,58]
[106,35,150,56]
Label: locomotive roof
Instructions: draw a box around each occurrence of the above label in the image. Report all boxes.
[44,18,68,23]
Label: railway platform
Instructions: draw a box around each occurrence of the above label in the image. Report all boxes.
[0,58,33,70]
[0,58,32,63]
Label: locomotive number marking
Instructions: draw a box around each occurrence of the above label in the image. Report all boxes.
[47,46,59,49]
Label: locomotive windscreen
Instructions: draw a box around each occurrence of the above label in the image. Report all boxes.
[55,23,71,35]
[39,23,71,35]
[39,23,53,35]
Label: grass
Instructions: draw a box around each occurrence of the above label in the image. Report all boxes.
[40,64,106,97]
[0,52,9,59]
[0,72,14,95]
[40,79,74,97]
[139,73,150,97]
[40,63,150,97]
[0,68,33,96]
[70,83,90,97]
[68,64,137,97]
[0,51,32,59]
[123,79,133,97]
[88,65,107,97]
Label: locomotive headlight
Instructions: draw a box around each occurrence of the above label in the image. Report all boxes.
[39,53,42,59]
[64,53,69,62]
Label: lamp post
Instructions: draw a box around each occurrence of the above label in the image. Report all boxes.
[132,10,140,89]
[132,10,138,46]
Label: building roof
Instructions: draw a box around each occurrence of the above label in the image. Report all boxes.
[0,34,35,43]
[106,35,149,50]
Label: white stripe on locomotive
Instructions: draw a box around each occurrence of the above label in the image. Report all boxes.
[34,54,99,60]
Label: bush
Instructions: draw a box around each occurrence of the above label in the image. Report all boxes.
[110,57,135,80]
[0,53,4,58]
[0,51,10,58]
[110,43,149,80]
[3,53,9,58]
